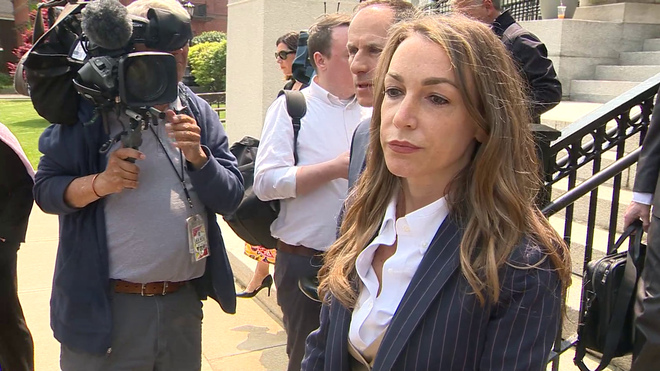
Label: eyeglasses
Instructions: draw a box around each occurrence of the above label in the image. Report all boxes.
[275,50,296,60]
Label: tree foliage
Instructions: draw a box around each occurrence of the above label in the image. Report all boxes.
[191,31,226,46]
[7,7,50,76]
[188,40,227,91]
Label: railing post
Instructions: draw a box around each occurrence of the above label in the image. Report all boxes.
[531,124,561,208]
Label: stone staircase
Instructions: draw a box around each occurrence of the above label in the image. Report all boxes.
[570,37,660,103]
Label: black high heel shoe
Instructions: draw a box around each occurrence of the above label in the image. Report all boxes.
[236,274,273,298]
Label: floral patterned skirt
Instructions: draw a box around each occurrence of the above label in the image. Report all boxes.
[244,243,276,265]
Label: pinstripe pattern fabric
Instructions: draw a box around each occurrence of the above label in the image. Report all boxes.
[301,218,562,371]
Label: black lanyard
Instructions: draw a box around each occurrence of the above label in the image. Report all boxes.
[150,124,194,209]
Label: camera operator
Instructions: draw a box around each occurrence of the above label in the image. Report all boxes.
[33,0,244,369]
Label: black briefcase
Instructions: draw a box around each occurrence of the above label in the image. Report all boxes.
[574,220,646,371]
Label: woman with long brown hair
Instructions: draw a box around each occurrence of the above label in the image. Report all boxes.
[302,14,571,371]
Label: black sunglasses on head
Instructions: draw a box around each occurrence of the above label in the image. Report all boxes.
[275,50,296,60]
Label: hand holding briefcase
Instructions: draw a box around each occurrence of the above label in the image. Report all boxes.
[574,220,646,371]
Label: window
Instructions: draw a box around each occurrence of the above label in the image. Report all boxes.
[194,4,207,17]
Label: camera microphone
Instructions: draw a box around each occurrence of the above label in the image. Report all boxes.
[81,0,133,51]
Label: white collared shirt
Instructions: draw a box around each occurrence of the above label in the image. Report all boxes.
[349,194,449,358]
[254,79,372,251]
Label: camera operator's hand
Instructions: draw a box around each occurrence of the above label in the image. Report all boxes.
[164,110,208,170]
[95,148,145,196]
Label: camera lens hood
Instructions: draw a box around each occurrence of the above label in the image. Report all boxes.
[131,8,192,52]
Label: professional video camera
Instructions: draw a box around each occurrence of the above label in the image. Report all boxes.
[73,0,192,109]
[69,0,192,155]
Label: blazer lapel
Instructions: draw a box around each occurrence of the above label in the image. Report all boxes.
[327,298,353,371]
[372,217,463,371]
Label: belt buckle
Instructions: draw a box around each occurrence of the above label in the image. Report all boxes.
[140,284,154,297]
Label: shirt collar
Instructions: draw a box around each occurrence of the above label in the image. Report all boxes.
[378,193,449,248]
[377,194,399,238]
[308,77,358,108]
[170,96,184,111]
[402,197,448,248]
[354,193,449,289]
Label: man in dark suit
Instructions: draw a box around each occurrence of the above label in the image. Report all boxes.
[346,0,417,188]
[0,122,35,371]
[623,90,660,371]
[453,0,562,123]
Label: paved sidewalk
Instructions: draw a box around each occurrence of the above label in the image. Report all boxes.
[0,94,28,99]
[17,205,288,371]
[18,206,621,371]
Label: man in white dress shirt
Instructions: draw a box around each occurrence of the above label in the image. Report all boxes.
[254,13,371,371]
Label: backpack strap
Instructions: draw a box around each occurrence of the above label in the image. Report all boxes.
[279,90,306,165]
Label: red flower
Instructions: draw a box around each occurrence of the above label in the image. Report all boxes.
[6,6,50,76]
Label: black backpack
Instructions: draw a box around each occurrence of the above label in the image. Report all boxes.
[223,90,306,249]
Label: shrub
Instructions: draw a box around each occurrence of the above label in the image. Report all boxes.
[188,40,227,91]
[191,31,226,46]
[0,73,12,88]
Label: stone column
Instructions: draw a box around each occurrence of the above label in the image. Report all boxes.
[225,0,359,142]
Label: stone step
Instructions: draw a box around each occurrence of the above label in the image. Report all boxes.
[570,81,640,103]
[643,38,660,52]
[541,101,603,130]
[569,94,621,104]
[619,50,660,66]
[595,65,660,82]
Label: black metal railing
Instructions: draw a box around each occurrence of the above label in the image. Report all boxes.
[197,92,226,124]
[542,148,642,370]
[423,0,541,20]
[538,73,660,370]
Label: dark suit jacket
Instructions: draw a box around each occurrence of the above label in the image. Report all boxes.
[493,11,562,123]
[348,120,370,189]
[303,217,562,371]
[0,141,34,245]
[634,90,660,215]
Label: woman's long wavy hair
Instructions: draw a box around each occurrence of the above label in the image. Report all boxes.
[319,15,571,309]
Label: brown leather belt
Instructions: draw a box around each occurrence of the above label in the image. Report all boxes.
[112,280,187,296]
[276,241,323,258]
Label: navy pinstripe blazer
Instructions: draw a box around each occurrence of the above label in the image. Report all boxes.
[301,217,562,371]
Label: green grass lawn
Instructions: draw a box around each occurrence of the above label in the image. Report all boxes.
[0,99,227,168]
[0,99,49,168]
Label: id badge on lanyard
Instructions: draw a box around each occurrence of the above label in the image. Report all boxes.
[187,214,210,261]
[149,107,210,262]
